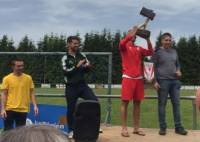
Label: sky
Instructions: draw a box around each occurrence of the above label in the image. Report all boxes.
[0,0,200,47]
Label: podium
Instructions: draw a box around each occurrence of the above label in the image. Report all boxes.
[74,100,101,142]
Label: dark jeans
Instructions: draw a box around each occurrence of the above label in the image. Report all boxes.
[157,79,182,130]
[4,110,27,131]
[65,83,98,132]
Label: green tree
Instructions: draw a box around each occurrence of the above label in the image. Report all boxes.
[0,35,15,51]
[112,31,122,84]
[0,35,15,81]
[155,31,162,50]
[177,36,200,85]
[17,36,36,52]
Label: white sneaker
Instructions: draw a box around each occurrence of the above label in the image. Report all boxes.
[99,128,103,133]
[68,131,73,139]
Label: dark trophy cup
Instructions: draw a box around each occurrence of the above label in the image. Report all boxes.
[136,7,156,39]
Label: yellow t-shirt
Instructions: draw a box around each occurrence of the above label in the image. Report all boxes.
[1,73,34,112]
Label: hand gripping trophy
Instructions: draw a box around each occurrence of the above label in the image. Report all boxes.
[136,7,156,39]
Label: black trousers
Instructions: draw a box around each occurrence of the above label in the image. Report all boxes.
[4,110,27,131]
[65,83,98,132]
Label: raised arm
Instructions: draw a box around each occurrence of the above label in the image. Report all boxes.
[62,55,91,76]
[119,26,138,50]
[140,38,154,56]
[61,55,79,76]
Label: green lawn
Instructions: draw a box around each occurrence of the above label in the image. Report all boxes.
[35,87,200,129]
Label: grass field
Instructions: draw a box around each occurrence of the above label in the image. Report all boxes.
[35,87,200,130]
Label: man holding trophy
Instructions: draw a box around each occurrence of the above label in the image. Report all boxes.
[119,7,155,137]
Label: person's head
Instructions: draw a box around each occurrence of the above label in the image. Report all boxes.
[161,32,172,49]
[128,29,137,44]
[66,36,81,53]
[0,125,68,142]
[11,59,24,75]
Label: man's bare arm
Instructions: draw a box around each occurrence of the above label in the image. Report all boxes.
[1,90,8,118]
[30,89,39,116]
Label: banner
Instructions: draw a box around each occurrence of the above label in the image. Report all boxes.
[144,61,154,82]
[0,104,68,132]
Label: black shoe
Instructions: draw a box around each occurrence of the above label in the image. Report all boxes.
[175,127,188,135]
[159,129,166,135]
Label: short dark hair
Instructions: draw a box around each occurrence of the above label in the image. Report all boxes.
[161,32,172,40]
[67,36,80,43]
[11,58,24,67]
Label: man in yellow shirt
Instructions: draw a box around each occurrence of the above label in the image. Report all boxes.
[1,59,39,131]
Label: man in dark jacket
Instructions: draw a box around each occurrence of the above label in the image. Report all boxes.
[61,36,98,139]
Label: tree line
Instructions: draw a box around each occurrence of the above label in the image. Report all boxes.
[0,30,200,85]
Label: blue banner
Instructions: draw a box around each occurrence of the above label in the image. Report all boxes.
[0,104,68,132]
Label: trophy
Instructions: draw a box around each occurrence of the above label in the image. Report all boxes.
[136,7,156,39]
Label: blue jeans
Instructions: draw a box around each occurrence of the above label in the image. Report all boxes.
[157,79,182,130]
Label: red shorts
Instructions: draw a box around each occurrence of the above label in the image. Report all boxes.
[121,78,144,101]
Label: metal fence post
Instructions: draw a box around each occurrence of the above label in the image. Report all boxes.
[192,100,197,129]
[104,54,112,125]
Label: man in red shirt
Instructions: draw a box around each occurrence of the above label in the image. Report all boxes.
[119,26,153,137]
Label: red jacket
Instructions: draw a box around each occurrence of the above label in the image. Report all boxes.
[119,34,153,78]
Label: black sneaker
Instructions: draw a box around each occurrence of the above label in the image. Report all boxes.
[175,127,188,135]
[159,129,166,135]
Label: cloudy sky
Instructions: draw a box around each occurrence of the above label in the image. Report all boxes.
[0,0,200,47]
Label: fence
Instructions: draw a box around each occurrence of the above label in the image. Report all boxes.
[36,94,198,130]
[0,52,113,124]
[0,52,198,129]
